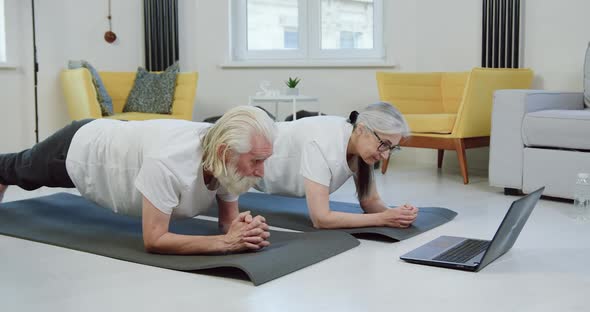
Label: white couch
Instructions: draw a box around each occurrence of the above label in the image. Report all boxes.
[489,90,590,199]
[489,43,590,199]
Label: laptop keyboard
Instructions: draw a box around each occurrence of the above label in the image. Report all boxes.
[433,239,490,263]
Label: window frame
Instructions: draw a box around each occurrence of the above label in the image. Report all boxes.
[0,0,7,64]
[230,0,385,64]
[0,0,19,68]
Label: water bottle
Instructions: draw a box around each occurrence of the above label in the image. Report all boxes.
[573,173,590,222]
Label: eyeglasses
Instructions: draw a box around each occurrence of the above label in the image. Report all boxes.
[370,129,401,154]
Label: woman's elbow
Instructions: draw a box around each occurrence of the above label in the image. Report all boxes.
[359,198,376,209]
[311,215,333,229]
[143,240,159,253]
[143,235,164,254]
[311,219,323,229]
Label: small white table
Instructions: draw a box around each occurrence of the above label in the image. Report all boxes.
[248,95,320,121]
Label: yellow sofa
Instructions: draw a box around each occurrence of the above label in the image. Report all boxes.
[61,68,198,121]
[376,67,533,184]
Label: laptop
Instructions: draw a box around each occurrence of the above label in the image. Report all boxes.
[400,187,544,272]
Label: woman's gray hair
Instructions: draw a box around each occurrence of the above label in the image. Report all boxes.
[202,106,276,177]
[356,102,410,137]
[350,102,410,201]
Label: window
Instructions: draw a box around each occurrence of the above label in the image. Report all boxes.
[339,31,363,49]
[283,28,298,49]
[231,0,384,63]
[0,0,6,63]
[0,0,17,67]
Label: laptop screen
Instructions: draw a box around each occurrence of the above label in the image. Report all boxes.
[478,187,544,268]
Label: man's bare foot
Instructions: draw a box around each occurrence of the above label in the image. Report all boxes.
[0,184,7,203]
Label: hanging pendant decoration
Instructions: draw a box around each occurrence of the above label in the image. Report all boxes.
[104,0,117,43]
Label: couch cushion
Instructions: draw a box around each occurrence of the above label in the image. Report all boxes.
[123,62,179,114]
[523,109,590,150]
[68,60,114,116]
[523,147,590,199]
[99,72,137,113]
[376,72,445,114]
[441,72,469,113]
[585,42,590,108]
[404,113,456,134]
[105,112,186,121]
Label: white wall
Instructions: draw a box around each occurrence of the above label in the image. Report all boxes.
[0,0,34,152]
[0,0,143,153]
[523,0,590,90]
[35,0,144,141]
[181,0,482,171]
[180,0,481,121]
[1,0,589,173]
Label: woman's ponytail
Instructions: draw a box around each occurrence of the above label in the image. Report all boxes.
[347,111,359,124]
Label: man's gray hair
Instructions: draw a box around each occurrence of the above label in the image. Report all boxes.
[202,106,276,177]
[357,102,410,137]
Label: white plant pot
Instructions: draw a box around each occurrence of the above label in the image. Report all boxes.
[284,88,299,96]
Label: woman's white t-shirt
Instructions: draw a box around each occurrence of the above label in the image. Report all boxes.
[255,116,354,197]
[65,119,237,218]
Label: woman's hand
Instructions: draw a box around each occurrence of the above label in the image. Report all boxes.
[223,211,271,253]
[379,204,418,228]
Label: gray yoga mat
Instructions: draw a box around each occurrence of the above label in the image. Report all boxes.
[206,192,457,241]
[0,193,359,286]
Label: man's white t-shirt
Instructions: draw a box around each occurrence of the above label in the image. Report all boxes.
[255,116,354,197]
[66,119,238,218]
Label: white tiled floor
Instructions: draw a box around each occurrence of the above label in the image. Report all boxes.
[1,163,588,312]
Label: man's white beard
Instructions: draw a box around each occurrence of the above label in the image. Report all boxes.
[216,162,260,196]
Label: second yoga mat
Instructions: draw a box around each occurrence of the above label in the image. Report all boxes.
[206,192,458,241]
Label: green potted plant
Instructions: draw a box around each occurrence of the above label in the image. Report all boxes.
[284,77,301,96]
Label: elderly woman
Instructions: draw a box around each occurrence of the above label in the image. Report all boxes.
[255,102,418,229]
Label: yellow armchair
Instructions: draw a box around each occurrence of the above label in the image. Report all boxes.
[376,67,533,184]
[61,68,198,121]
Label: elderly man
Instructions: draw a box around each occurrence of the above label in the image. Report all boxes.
[0,106,276,255]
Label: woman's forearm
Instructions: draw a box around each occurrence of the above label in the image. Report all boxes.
[312,210,382,229]
[304,178,384,229]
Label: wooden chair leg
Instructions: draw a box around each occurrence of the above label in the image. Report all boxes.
[381,156,390,174]
[437,149,444,168]
[454,139,469,184]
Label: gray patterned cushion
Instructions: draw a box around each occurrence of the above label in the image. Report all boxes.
[585,42,590,108]
[123,62,179,114]
[68,60,114,116]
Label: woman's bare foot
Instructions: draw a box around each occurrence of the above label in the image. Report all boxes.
[0,184,7,203]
